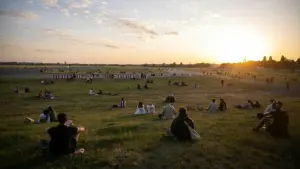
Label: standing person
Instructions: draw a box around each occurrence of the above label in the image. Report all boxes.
[221,80,224,87]
[207,98,217,112]
[119,98,126,108]
[286,82,290,90]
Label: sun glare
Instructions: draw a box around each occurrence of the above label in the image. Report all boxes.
[200,28,271,63]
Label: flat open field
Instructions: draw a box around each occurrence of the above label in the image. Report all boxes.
[0,66,299,169]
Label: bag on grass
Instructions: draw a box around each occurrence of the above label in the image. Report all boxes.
[184,121,200,140]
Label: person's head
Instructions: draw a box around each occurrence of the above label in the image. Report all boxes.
[220,98,224,102]
[57,113,67,124]
[48,106,53,110]
[138,101,143,107]
[121,98,124,101]
[212,98,216,103]
[43,109,50,115]
[273,101,283,110]
[178,107,188,119]
[269,99,275,104]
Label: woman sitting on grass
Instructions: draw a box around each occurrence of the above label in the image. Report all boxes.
[166,108,200,141]
[134,102,146,115]
[119,98,126,108]
[218,99,227,111]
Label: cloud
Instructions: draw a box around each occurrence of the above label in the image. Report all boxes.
[44,28,121,49]
[36,48,66,53]
[42,0,58,6]
[0,11,39,20]
[69,0,92,9]
[60,9,69,16]
[164,31,179,35]
[84,10,90,14]
[117,19,159,36]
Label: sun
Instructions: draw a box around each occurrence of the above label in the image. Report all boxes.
[214,29,271,63]
[196,27,271,63]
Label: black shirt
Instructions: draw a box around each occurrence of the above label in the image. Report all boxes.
[48,125,78,155]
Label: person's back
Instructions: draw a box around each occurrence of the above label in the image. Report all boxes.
[48,124,78,155]
[269,110,289,137]
[208,99,217,112]
[170,108,194,141]
[163,104,175,119]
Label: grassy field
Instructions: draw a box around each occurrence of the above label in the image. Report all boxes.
[0,68,299,169]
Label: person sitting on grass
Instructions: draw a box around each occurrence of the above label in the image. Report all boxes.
[144,83,148,89]
[166,107,199,141]
[37,109,50,123]
[235,100,254,109]
[24,87,30,93]
[119,98,126,108]
[88,88,95,96]
[263,99,275,114]
[134,102,146,115]
[37,90,44,98]
[14,86,19,93]
[159,103,176,120]
[218,98,227,111]
[44,90,55,100]
[137,84,141,89]
[45,113,85,155]
[147,103,155,114]
[165,94,175,103]
[48,106,57,122]
[251,101,289,137]
[253,100,261,108]
[207,98,217,113]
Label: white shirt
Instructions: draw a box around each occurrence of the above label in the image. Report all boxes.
[208,102,217,112]
[147,104,155,114]
[88,89,94,95]
[135,106,146,115]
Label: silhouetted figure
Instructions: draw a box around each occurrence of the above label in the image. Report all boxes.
[137,84,141,89]
[25,87,30,93]
[286,82,290,90]
[168,80,171,86]
[144,84,148,89]
[14,86,19,93]
[221,80,224,86]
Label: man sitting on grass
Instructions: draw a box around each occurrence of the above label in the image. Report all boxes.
[207,98,217,112]
[46,113,85,155]
[159,103,176,120]
[251,101,289,137]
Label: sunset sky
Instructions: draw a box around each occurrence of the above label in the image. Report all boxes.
[0,0,299,64]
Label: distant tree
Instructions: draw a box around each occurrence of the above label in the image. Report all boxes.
[64,61,67,65]
[152,64,156,67]
[143,63,148,67]
[297,58,300,64]
[269,56,273,61]
[280,55,286,62]
[162,63,166,67]
[172,62,176,67]
[262,56,267,62]
[180,62,183,66]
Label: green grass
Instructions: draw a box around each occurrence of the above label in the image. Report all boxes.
[0,68,299,169]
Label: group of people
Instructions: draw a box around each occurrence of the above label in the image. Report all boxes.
[134,102,155,115]
[26,106,57,123]
[235,100,261,109]
[251,99,289,137]
[37,90,55,99]
[137,83,149,89]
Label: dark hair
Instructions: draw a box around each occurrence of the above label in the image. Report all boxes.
[178,107,187,119]
[57,113,67,123]
[138,102,143,107]
[269,99,275,103]
[121,98,124,100]
[212,99,216,102]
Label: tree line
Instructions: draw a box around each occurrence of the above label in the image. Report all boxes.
[220,56,300,70]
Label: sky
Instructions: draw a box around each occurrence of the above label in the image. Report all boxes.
[0,0,299,64]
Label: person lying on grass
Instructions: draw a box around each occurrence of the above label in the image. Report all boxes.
[235,100,254,109]
[159,103,176,120]
[251,101,289,137]
[166,107,200,141]
[43,113,85,155]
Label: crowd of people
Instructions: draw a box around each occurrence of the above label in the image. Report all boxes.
[17,73,290,158]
